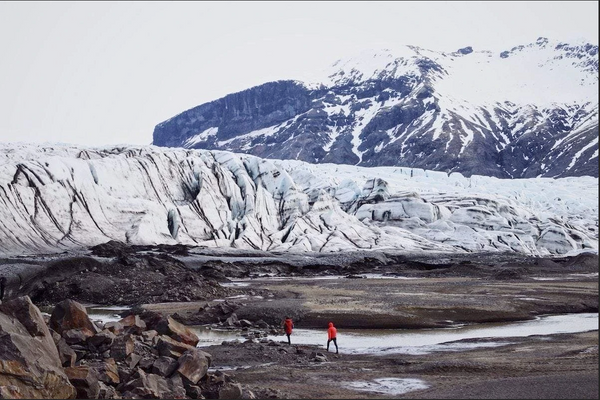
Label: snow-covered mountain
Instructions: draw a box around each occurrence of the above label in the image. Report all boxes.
[1,144,596,257]
[153,37,599,178]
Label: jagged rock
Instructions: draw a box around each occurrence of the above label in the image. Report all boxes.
[65,366,101,399]
[141,330,159,344]
[176,349,212,384]
[119,315,147,335]
[87,359,120,385]
[0,296,47,337]
[152,356,178,377]
[49,328,62,344]
[156,335,196,359]
[70,344,89,362]
[111,334,134,361]
[138,356,157,371]
[98,381,121,399]
[0,296,77,399]
[56,338,78,367]
[167,373,187,399]
[125,353,142,369]
[185,384,203,399]
[120,369,172,399]
[62,327,95,345]
[117,366,134,387]
[218,382,243,399]
[140,311,199,347]
[104,322,124,335]
[202,380,243,400]
[132,338,156,359]
[89,330,117,348]
[49,299,99,335]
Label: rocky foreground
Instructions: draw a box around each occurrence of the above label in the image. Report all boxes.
[0,295,298,399]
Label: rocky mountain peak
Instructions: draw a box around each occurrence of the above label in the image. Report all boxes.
[153,38,598,179]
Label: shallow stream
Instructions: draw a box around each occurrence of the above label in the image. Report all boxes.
[86,307,598,356]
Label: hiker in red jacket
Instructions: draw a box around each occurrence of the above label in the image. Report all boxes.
[283,316,294,345]
[326,322,338,354]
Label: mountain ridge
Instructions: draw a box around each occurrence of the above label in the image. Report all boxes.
[153,38,599,178]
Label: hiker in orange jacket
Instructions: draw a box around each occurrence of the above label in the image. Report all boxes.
[283,317,294,345]
[326,322,338,354]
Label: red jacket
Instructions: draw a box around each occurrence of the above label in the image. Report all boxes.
[283,318,294,334]
[327,322,337,340]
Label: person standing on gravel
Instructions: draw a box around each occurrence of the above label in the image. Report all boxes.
[283,316,294,345]
[326,322,338,354]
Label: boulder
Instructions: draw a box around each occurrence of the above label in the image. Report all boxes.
[62,327,95,345]
[217,382,243,399]
[49,299,99,335]
[65,366,101,399]
[125,353,142,369]
[87,358,120,385]
[120,369,172,399]
[138,356,156,371]
[201,380,243,400]
[151,356,178,377]
[167,373,187,399]
[98,381,121,399]
[103,321,124,335]
[163,316,199,346]
[56,338,77,367]
[176,349,212,384]
[119,315,146,335]
[156,335,195,359]
[0,296,76,399]
[0,296,47,337]
[110,334,134,361]
[140,311,199,346]
[89,329,116,347]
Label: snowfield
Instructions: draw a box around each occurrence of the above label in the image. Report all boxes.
[0,143,597,256]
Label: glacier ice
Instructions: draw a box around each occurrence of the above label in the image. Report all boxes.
[0,143,596,257]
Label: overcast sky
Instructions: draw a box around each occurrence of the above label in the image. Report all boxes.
[0,1,598,147]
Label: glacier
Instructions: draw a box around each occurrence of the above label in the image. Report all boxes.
[0,143,597,257]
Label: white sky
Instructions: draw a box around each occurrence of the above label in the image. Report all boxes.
[0,1,598,147]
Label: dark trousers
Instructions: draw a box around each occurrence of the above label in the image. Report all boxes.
[286,333,291,344]
[327,338,338,353]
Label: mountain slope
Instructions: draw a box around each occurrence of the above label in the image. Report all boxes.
[0,144,596,256]
[153,38,599,178]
